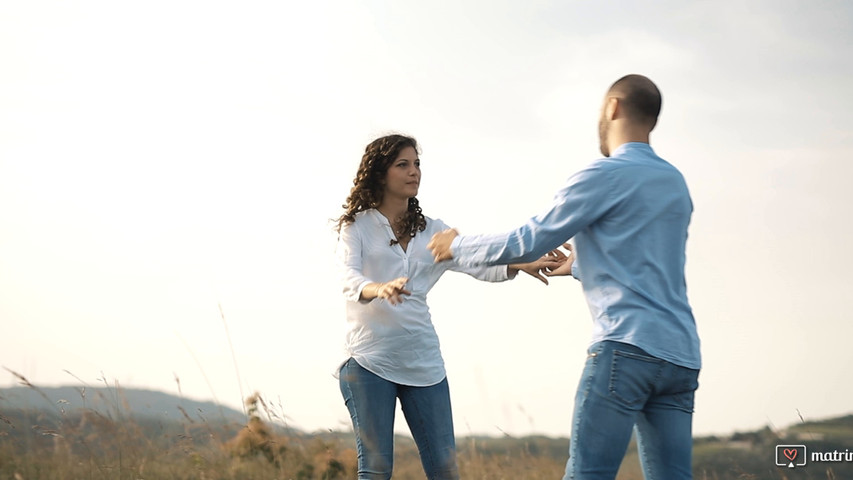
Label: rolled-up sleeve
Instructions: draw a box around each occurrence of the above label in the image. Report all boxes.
[430,217,510,283]
[450,262,509,283]
[336,222,372,302]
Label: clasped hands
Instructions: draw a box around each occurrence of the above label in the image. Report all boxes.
[372,231,574,305]
[427,228,574,285]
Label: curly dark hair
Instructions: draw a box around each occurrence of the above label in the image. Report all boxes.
[335,134,427,238]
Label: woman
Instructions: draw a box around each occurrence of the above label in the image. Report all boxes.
[334,134,561,479]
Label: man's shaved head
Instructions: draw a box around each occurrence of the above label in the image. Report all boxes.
[608,74,662,129]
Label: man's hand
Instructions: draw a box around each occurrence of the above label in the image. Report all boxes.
[543,243,575,277]
[427,228,459,262]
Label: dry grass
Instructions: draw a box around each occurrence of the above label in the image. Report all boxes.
[0,370,575,479]
[3,369,846,479]
[0,369,353,479]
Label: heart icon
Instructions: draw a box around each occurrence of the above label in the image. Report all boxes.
[784,448,798,461]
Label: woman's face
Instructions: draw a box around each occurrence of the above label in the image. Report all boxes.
[383,146,420,200]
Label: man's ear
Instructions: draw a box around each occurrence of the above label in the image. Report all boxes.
[605,96,619,121]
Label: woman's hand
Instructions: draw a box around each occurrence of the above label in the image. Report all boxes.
[508,243,575,284]
[362,277,412,305]
[508,250,564,285]
[543,243,574,278]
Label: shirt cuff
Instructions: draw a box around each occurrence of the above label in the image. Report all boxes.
[450,236,463,257]
[450,234,489,267]
[356,280,373,303]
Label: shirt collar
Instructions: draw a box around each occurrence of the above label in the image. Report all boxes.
[611,142,654,157]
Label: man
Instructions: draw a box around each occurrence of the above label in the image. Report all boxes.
[427,74,700,480]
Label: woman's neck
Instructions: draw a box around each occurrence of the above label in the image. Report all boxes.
[377,197,409,227]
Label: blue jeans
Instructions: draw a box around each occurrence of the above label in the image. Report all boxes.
[339,358,459,480]
[564,341,700,480]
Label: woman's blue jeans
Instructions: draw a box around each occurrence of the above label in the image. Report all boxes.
[339,358,459,480]
[563,341,700,480]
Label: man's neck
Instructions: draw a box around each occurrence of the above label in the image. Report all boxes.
[607,126,651,155]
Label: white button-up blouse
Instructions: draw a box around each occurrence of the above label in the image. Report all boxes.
[335,209,511,386]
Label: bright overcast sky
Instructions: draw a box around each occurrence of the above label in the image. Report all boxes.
[2,0,852,439]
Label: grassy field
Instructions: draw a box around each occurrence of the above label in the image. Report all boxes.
[1,377,851,479]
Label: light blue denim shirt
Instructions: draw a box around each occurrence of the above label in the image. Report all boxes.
[451,142,701,369]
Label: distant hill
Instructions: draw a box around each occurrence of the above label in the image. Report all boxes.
[0,385,246,425]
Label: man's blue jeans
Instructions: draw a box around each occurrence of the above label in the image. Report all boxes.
[339,358,459,480]
[563,341,700,480]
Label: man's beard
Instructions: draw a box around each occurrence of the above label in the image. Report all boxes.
[598,116,610,157]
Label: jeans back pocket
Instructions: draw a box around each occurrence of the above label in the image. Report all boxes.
[608,349,664,407]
